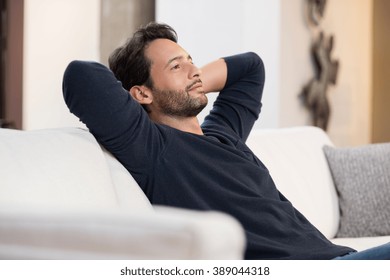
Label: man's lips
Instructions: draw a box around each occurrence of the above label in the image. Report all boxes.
[187,80,203,91]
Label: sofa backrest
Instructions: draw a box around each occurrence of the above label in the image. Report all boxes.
[0,126,339,238]
[0,127,153,214]
[246,126,339,239]
[101,146,154,213]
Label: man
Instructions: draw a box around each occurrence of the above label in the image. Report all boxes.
[62,22,388,259]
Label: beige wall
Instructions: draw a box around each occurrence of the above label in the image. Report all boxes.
[372,0,390,143]
[279,0,373,146]
[22,0,154,130]
[100,0,155,66]
[22,0,381,147]
[279,0,312,128]
[322,0,373,146]
[23,0,100,130]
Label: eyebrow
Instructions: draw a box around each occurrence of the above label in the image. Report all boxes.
[165,54,192,69]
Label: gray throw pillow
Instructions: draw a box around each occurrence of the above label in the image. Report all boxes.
[323,143,390,238]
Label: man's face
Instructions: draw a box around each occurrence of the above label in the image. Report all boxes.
[145,39,207,117]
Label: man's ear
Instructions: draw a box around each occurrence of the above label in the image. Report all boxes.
[129,85,153,105]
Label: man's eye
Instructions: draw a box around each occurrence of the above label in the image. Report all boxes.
[171,64,180,70]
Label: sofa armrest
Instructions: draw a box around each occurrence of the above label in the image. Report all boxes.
[0,206,245,260]
[153,206,246,259]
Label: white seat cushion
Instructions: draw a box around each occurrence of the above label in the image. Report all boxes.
[331,236,390,252]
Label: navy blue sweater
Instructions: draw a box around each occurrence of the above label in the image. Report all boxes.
[63,52,354,259]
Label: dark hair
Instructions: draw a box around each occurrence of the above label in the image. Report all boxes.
[108,22,178,91]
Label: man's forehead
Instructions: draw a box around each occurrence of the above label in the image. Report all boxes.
[146,39,188,65]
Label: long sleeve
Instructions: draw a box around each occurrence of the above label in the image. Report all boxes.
[202,52,265,142]
[62,61,164,186]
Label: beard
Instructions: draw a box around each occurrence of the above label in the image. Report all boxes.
[151,82,208,117]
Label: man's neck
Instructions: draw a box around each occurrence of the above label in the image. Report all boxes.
[150,114,204,135]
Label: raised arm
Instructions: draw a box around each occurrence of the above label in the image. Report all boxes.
[62,61,163,186]
[202,52,265,141]
[200,58,228,94]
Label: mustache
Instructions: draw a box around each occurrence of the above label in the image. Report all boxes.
[186,79,202,91]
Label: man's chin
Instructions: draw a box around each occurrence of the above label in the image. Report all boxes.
[194,101,208,117]
[183,99,207,118]
[198,96,208,110]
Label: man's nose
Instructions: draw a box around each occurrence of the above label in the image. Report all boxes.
[190,64,202,78]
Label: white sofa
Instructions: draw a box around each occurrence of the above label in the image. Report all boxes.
[0,126,389,259]
[0,127,245,259]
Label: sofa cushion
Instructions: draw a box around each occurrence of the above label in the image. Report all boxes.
[323,144,390,237]
[102,148,153,213]
[331,235,390,252]
[0,127,120,211]
[246,126,339,239]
